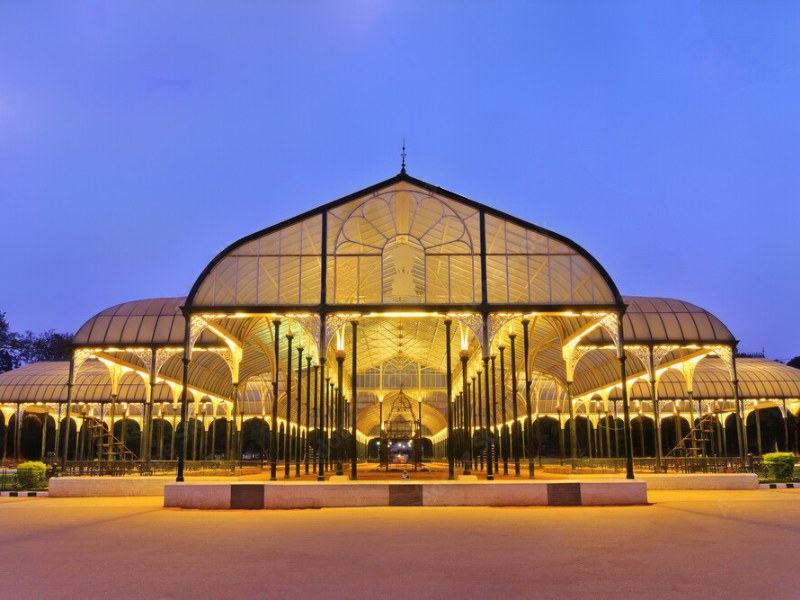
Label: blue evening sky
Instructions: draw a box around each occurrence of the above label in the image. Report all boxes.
[1,1,798,360]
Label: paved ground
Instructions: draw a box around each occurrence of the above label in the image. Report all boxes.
[1,489,799,599]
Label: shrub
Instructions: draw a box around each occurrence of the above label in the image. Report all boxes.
[16,461,47,489]
[763,452,796,481]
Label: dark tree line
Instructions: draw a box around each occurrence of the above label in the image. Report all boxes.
[0,311,73,374]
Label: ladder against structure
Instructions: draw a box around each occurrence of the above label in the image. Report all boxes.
[666,414,717,460]
[83,416,138,461]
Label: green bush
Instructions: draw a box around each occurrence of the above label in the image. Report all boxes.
[763,452,796,481]
[16,461,47,489]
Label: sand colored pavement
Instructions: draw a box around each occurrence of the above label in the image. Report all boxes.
[1,489,799,599]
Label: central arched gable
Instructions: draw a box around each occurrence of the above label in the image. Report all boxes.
[188,173,622,311]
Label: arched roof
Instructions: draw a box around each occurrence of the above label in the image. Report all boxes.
[584,296,735,346]
[0,361,176,407]
[187,173,624,311]
[66,292,739,416]
[594,357,800,402]
[652,358,800,401]
[74,298,218,347]
[3,358,798,436]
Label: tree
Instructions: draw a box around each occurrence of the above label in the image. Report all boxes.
[0,311,20,373]
[15,330,73,363]
[788,356,800,370]
[0,311,73,373]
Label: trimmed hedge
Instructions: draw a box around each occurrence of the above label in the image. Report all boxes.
[763,452,796,481]
[16,461,47,489]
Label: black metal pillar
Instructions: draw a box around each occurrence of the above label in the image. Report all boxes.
[483,356,494,480]
[350,320,358,480]
[335,352,345,476]
[460,350,472,475]
[618,313,634,479]
[444,319,455,480]
[295,345,303,476]
[284,331,293,477]
[491,354,499,473]
[522,319,534,478]
[176,316,192,483]
[270,319,281,481]
[474,374,481,470]
[499,344,508,475]
[305,354,312,474]
[316,362,324,480]
[509,332,520,476]
[61,355,76,469]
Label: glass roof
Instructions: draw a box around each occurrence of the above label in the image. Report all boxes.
[189,174,622,310]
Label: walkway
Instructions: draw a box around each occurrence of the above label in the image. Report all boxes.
[1,490,799,598]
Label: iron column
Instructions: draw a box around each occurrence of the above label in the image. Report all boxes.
[350,320,358,480]
[483,356,494,480]
[499,344,508,475]
[270,319,281,481]
[522,319,534,478]
[460,349,472,475]
[444,319,455,480]
[509,332,520,476]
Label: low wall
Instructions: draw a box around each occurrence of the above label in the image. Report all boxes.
[49,476,230,497]
[164,480,648,510]
[640,474,759,490]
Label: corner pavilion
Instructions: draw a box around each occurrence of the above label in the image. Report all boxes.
[2,171,799,481]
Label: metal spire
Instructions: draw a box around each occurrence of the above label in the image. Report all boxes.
[400,140,407,174]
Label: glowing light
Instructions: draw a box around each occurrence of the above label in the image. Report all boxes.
[336,328,345,352]
[368,311,436,318]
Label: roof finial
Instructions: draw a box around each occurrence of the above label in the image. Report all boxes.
[400,140,407,174]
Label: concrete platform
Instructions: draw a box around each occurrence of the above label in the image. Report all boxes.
[49,476,232,497]
[637,473,759,490]
[163,479,647,509]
